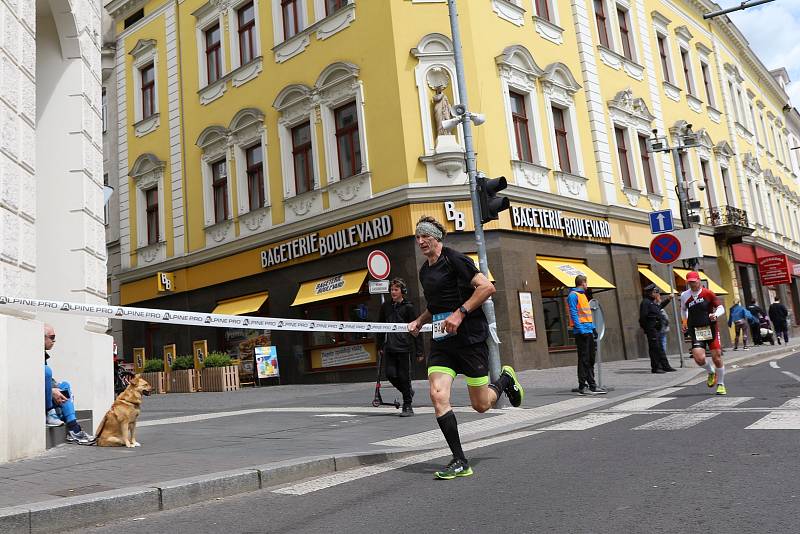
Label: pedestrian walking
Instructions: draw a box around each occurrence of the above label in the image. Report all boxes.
[747,299,765,345]
[408,216,523,480]
[377,278,423,417]
[681,271,728,395]
[768,297,790,344]
[639,284,676,373]
[568,275,607,394]
[727,298,751,350]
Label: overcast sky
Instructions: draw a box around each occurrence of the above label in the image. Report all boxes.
[717,0,800,106]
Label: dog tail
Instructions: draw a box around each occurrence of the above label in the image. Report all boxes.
[94,413,108,437]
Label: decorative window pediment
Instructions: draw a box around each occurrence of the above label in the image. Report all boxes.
[607,89,655,128]
[674,25,693,45]
[651,10,671,31]
[273,84,314,126]
[542,63,581,95]
[713,140,735,160]
[495,45,544,84]
[315,62,360,104]
[743,152,762,176]
[196,125,230,162]
[410,32,453,60]
[130,153,165,189]
[724,62,744,84]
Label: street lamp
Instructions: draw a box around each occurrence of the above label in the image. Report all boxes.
[647,124,701,269]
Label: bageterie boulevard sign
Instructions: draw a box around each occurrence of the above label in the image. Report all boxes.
[511,206,611,239]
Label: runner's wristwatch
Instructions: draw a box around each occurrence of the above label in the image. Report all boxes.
[458,305,468,315]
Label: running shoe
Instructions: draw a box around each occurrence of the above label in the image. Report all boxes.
[434,458,473,480]
[66,430,96,445]
[501,365,524,407]
[715,384,727,396]
[706,372,717,388]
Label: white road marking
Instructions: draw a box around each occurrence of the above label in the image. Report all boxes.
[314,414,358,418]
[371,397,605,447]
[781,371,800,383]
[606,397,675,411]
[687,397,753,410]
[633,412,719,431]
[770,361,780,369]
[538,412,631,431]
[747,397,800,430]
[272,430,542,495]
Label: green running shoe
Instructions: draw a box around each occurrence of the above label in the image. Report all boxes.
[434,458,473,480]
[706,372,717,388]
[716,384,727,396]
[501,365,524,407]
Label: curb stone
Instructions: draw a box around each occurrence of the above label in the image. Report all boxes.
[2,345,796,533]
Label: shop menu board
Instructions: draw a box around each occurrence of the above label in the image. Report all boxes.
[224,328,271,361]
[255,346,279,378]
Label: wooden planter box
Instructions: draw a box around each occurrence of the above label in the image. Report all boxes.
[140,372,166,394]
[167,369,199,393]
[201,366,240,392]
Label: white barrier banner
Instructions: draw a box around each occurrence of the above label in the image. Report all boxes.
[0,295,432,334]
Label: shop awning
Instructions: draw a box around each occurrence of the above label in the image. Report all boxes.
[212,291,269,316]
[673,268,728,295]
[291,270,368,306]
[467,254,495,282]
[536,257,616,289]
[637,266,676,294]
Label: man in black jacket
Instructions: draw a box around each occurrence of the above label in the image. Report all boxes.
[639,284,676,373]
[769,296,790,345]
[377,278,423,416]
[747,299,765,345]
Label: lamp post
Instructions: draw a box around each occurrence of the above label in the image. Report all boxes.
[444,0,502,384]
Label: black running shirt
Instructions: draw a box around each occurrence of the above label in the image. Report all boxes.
[680,288,722,328]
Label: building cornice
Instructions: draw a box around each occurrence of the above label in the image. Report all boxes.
[105,0,148,20]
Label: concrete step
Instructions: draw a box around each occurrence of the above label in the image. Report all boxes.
[46,410,93,449]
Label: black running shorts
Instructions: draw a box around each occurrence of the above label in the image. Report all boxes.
[427,341,489,386]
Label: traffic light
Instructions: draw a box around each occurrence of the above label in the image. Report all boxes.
[477,174,510,224]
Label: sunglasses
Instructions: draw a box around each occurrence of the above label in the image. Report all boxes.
[45,335,56,341]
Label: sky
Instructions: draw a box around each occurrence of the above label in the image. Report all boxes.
[717,0,800,106]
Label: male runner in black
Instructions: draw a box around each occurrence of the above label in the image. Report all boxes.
[408,216,523,480]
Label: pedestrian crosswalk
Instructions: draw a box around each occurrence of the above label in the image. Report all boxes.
[539,396,800,432]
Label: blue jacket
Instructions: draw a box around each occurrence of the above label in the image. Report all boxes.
[567,287,595,335]
[728,304,756,327]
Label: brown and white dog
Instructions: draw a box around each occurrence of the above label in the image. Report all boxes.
[95,375,152,447]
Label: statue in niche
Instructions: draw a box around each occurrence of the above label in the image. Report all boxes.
[433,85,455,136]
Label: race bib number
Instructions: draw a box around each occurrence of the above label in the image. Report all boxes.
[694,326,712,341]
[432,312,455,342]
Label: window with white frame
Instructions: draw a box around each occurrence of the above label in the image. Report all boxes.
[129,154,166,251]
[510,91,534,163]
[196,126,234,228]
[616,4,634,61]
[700,158,716,209]
[282,0,301,38]
[700,60,716,107]
[273,85,318,199]
[102,88,108,133]
[325,0,349,15]
[237,1,257,65]
[316,62,369,184]
[679,47,695,95]
[193,5,226,90]
[541,63,583,178]
[748,99,758,143]
[535,0,552,22]
[656,33,673,84]
[760,110,768,150]
[719,165,734,206]
[614,126,633,188]
[229,108,268,216]
[594,0,611,48]
[638,134,656,194]
[130,39,159,133]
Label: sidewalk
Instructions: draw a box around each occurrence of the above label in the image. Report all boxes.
[2,340,797,533]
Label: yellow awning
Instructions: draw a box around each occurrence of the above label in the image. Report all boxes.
[291,270,368,306]
[212,291,269,316]
[673,269,729,295]
[467,254,495,282]
[536,258,616,289]
[638,266,676,294]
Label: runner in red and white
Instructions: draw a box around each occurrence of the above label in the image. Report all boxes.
[680,271,728,395]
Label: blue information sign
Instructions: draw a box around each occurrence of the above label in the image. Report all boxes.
[649,209,674,234]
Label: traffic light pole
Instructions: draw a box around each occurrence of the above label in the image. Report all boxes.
[446,0,502,384]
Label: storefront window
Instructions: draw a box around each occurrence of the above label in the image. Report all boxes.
[304,296,374,371]
[538,264,575,349]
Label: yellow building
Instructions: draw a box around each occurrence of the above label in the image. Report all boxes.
[105,0,800,382]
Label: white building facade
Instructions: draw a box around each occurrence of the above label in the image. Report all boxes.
[0,0,112,462]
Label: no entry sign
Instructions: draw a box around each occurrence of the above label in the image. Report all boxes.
[367,250,391,280]
[650,234,681,264]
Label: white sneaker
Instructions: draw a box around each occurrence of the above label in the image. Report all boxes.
[46,411,64,427]
[66,430,95,445]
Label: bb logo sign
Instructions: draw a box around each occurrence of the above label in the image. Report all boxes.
[444,201,465,231]
[158,272,175,292]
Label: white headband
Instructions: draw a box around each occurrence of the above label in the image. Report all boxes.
[415,221,443,241]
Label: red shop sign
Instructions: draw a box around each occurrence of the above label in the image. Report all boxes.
[757,254,791,286]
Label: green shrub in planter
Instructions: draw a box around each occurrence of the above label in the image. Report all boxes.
[143,359,164,373]
[204,352,232,368]
[171,355,195,371]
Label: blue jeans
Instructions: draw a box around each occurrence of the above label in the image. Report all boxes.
[45,366,77,424]
[659,332,668,355]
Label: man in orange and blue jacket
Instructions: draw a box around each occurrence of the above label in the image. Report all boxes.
[568,275,606,395]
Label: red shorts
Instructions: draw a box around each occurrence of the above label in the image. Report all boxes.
[690,326,721,351]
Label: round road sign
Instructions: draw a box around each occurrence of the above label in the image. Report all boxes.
[650,234,681,264]
[367,250,391,280]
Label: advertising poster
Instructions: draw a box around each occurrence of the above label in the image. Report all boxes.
[193,340,207,371]
[162,344,176,372]
[518,291,537,341]
[133,347,145,373]
[255,346,279,379]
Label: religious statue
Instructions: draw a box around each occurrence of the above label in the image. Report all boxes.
[433,86,455,136]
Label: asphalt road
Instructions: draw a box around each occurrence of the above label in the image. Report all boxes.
[78,353,800,534]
